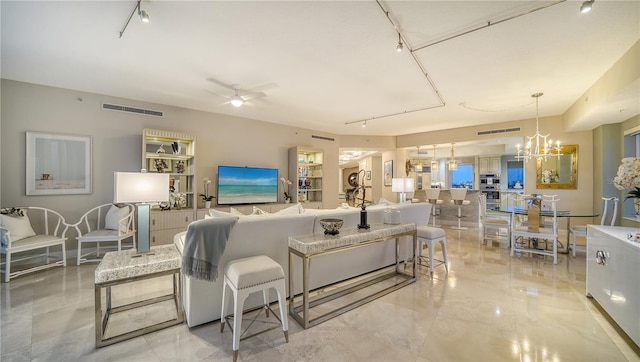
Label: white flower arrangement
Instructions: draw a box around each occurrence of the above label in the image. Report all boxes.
[612,157,640,191]
[612,157,640,205]
[280,177,292,201]
[199,177,215,201]
[541,169,558,184]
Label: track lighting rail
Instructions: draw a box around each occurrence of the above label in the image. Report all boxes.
[119,0,149,38]
[350,0,567,127]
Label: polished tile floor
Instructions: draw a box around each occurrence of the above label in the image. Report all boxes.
[2,227,639,361]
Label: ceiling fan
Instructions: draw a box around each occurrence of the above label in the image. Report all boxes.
[205,78,276,107]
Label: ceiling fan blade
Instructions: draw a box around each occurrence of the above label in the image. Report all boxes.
[242,91,267,101]
[204,90,232,106]
[206,77,235,91]
[246,82,279,93]
[204,89,229,99]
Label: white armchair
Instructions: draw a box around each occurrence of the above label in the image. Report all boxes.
[0,207,68,283]
[68,203,136,265]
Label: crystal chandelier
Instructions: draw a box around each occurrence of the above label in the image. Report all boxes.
[516,92,561,161]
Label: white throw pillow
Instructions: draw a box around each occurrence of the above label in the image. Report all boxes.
[275,203,304,215]
[229,207,245,216]
[209,209,234,218]
[105,205,129,233]
[377,198,397,206]
[252,206,268,215]
[0,210,36,242]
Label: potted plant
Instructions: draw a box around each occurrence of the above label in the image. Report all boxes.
[199,177,216,208]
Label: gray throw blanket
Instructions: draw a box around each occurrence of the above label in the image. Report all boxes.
[182,216,238,282]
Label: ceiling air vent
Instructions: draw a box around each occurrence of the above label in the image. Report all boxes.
[102,103,164,117]
[311,135,335,141]
[477,127,520,136]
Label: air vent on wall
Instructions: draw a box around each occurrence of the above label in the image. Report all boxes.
[101,103,164,117]
[311,135,335,141]
[477,127,520,136]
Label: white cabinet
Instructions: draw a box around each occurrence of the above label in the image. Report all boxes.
[587,225,640,348]
[289,147,323,206]
[150,210,194,245]
[479,157,501,175]
[143,129,197,245]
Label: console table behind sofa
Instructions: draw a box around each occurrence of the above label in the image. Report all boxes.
[174,202,431,327]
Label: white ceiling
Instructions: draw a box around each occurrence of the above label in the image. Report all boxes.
[1,1,639,137]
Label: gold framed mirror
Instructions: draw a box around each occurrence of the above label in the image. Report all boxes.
[536,144,578,189]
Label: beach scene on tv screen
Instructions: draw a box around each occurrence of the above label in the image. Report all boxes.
[218,166,278,204]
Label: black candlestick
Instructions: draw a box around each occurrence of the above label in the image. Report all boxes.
[358,203,370,229]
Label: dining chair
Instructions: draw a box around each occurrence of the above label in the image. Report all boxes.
[568,196,618,257]
[510,196,560,264]
[69,203,136,265]
[479,193,510,245]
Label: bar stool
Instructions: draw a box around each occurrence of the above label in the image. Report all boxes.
[220,255,289,361]
[416,226,448,277]
[450,187,471,230]
[425,188,443,226]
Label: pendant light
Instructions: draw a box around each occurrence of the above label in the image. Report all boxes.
[430,145,439,171]
[448,143,458,171]
[516,93,561,161]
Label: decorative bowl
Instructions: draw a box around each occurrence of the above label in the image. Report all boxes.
[319,218,344,235]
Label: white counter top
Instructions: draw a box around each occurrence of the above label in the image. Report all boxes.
[588,225,640,250]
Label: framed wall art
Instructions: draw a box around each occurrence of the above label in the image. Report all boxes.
[384,160,393,186]
[26,131,92,195]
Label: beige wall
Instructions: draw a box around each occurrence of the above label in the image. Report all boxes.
[1,78,637,241]
[0,79,341,229]
[397,115,594,214]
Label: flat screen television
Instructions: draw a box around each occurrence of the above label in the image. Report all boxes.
[217,165,279,205]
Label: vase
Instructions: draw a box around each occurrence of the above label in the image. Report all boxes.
[634,198,640,215]
[204,200,212,209]
[285,199,291,204]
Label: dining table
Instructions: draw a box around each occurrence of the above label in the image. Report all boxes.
[491,206,599,254]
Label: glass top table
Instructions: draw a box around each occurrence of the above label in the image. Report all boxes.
[492,207,599,253]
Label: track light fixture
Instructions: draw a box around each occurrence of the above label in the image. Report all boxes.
[362,120,367,128]
[580,0,594,14]
[139,8,150,23]
[119,1,150,38]
[396,33,404,52]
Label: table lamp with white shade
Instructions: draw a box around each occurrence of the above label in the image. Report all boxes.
[392,177,415,203]
[114,171,169,255]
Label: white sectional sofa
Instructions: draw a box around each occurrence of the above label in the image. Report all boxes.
[174,202,431,327]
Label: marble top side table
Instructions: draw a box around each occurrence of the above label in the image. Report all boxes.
[94,244,184,347]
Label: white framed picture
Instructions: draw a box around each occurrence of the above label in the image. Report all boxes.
[26,131,92,195]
